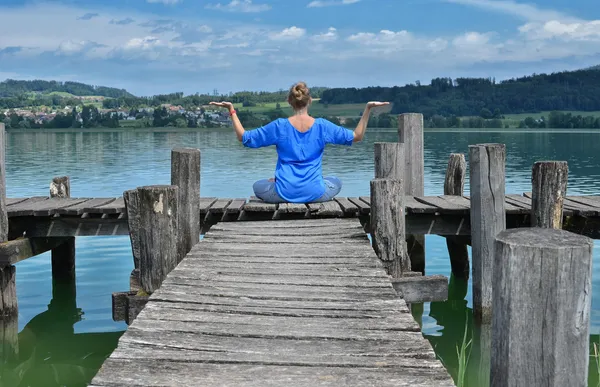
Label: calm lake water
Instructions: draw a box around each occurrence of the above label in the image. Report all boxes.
[2,127,600,386]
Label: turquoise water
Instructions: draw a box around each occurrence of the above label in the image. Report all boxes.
[2,128,600,386]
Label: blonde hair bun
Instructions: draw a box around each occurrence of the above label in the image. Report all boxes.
[288,81,311,110]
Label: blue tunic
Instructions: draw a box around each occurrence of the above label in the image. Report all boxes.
[242,118,354,203]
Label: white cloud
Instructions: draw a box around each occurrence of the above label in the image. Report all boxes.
[205,0,271,13]
[312,27,338,42]
[519,20,600,41]
[442,0,571,22]
[270,26,306,41]
[307,0,359,7]
[146,0,181,5]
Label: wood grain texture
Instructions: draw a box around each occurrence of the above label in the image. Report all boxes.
[124,189,141,270]
[370,178,408,277]
[50,176,70,198]
[391,275,448,303]
[93,218,452,386]
[0,265,16,317]
[137,185,179,293]
[469,143,506,323]
[171,148,201,263]
[374,142,404,179]
[444,153,470,280]
[0,125,6,242]
[531,161,568,229]
[491,228,593,387]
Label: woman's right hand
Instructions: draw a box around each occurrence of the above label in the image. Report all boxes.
[209,101,234,110]
[366,101,390,109]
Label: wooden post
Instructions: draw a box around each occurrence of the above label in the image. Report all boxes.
[531,161,568,229]
[0,124,16,320]
[398,113,425,273]
[124,189,141,292]
[444,153,469,279]
[50,176,76,282]
[491,228,593,387]
[374,142,404,180]
[137,185,179,293]
[370,178,408,278]
[171,148,201,263]
[469,143,505,323]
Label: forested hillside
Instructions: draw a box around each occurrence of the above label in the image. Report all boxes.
[320,68,600,118]
[0,80,134,98]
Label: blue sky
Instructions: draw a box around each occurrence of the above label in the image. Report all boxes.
[0,0,598,96]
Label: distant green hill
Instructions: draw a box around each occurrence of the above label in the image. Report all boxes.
[0,79,135,99]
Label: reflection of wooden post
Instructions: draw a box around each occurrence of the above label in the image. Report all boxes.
[469,143,505,324]
[138,185,179,293]
[370,178,408,278]
[51,176,76,282]
[531,161,568,229]
[444,154,469,279]
[398,114,425,273]
[171,148,201,263]
[491,228,593,387]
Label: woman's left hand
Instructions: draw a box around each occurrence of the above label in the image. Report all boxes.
[366,101,390,109]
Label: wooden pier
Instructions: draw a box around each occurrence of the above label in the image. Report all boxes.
[90,218,454,386]
[0,115,597,387]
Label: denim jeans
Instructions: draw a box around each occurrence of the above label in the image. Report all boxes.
[253,176,342,204]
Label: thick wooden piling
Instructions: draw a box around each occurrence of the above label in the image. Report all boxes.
[444,153,469,279]
[398,114,425,273]
[491,228,593,387]
[171,148,201,263]
[469,143,505,323]
[124,189,141,292]
[50,176,76,282]
[137,185,179,293]
[531,161,568,229]
[370,178,408,278]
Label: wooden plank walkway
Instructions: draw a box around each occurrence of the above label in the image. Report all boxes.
[7,194,600,219]
[90,218,454,387]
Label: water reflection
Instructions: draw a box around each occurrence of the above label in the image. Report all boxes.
[1,277,122,387]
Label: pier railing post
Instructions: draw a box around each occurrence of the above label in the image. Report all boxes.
[469,143,505,323]
[398,113,425,273]
[370,178,408,278]
[444,153,469,279]
[124,189,141,292]
[491,228,592,387]
[374,142,404,180]
[531,161,568,229]
[171,148,201,263]
[138,185,179,293]
[50,176,76,282]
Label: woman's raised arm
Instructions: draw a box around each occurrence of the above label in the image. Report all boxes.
[353,101,390,142]
[209,101,245,141]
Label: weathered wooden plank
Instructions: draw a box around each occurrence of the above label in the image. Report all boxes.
[275,203,308,214]
[224,198,246,214]
[202,233,368,243]
[92,360,455,386]
[566,195,600,209]
[194,256,379,265]
[85,197,125,214]
[404,196,438,214]
[5,198,27,206]
[55,198,116,216]
[206,198,232,214]
[444,153,470,280]
[216,218,361,228]
[414,196,469,214]
[306,201,344,217]
[9,216,129,237]
[0,237,71,266]
[562,198,600,216]
[391,275,448,303]
[334,197,359,215]
[199,197,218,213]
[207,225,363,236]
[359,196,371,206]
[7,197,49,216]
[242,200,278,212]
[32,198,92,216]
[347,197,370,214]
[491,228,593,387]
[196,242,376,257]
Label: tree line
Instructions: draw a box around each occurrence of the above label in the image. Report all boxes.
[320,68,600,118]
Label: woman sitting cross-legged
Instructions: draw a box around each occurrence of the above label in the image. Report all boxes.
[210,82,389,204]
